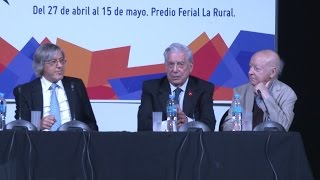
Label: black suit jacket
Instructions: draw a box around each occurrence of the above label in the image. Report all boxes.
[138,75,216,131]
[13,76,98,131]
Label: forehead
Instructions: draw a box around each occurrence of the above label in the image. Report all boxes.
[41,50,62,62]
[167,51,186,61]
[45,50,63,59]
[250,55,270,67]
[51,51,63,58]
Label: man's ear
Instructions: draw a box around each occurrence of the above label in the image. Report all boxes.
[189,61,194,72]
[270,66,277,79]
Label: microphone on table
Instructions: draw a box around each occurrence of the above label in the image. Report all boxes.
[62,82,94,178]
[6,86,36,179]
[71,81,76,121]
[18,86,22,120]
[178,105,211,132]
[254,89,285,132]
[57,81,90,131]
[6,85,37,131]
[255,89,284,180]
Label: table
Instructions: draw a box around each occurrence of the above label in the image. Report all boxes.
[0,130,314,180]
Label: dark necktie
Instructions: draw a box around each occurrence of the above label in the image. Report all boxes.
[50,83,61,131]
[252,97,264,129]
[174,88,182,105]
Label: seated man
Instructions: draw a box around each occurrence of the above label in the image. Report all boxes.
[137,42,216,131]
[13,43,98,131]
[222,49,297,131]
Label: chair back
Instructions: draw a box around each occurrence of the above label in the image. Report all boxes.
[219,110,229,131]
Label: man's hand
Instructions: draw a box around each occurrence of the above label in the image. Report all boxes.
[41,115,56,130]
[176,105,187,127]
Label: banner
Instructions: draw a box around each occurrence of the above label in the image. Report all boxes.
[0,0,276,100]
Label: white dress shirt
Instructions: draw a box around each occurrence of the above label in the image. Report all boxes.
[41,77,71,127]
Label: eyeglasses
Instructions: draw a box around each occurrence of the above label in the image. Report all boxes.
[45,58,67,66]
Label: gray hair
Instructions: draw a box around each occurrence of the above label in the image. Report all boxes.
[253,49,285,79]
[163,43,193,63]
[32,43,65,77]
[267,49,284,78]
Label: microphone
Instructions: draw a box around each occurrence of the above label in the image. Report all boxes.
[6,85,37,130]
[257,89,270,121]
[18,85,22,120]
[255,90,286,132]
[71,81,76,121]
[192,109,195,121]
[187,90,195,121]
[57,81,90,131]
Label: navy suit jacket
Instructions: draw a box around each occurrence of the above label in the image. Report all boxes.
[13,76,98,131]
[138,75,216,131]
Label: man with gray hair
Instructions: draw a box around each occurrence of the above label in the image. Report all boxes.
[222,49,297,131]
[138,42,216,131]
[13,43,98,131]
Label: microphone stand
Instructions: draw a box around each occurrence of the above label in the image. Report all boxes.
[254,90,285,131]
[257,90,271,122]
[6,86,37,131]
[57,82,90,131]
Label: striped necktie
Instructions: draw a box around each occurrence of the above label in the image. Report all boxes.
[50,83,61,131]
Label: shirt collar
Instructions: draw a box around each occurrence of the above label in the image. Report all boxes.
[170,78,189,93]
[41,77,64,91]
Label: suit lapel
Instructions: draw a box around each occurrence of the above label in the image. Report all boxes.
[158,78,171,115]
[62,78,74,118]
[246,85,256,113]
[63,79,72,100]
[31,79,44,111]
[183,79,197,117]
[269,79,281,98]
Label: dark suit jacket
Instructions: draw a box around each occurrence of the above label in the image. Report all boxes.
[138,75,216,131]
[13,76,98,131]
